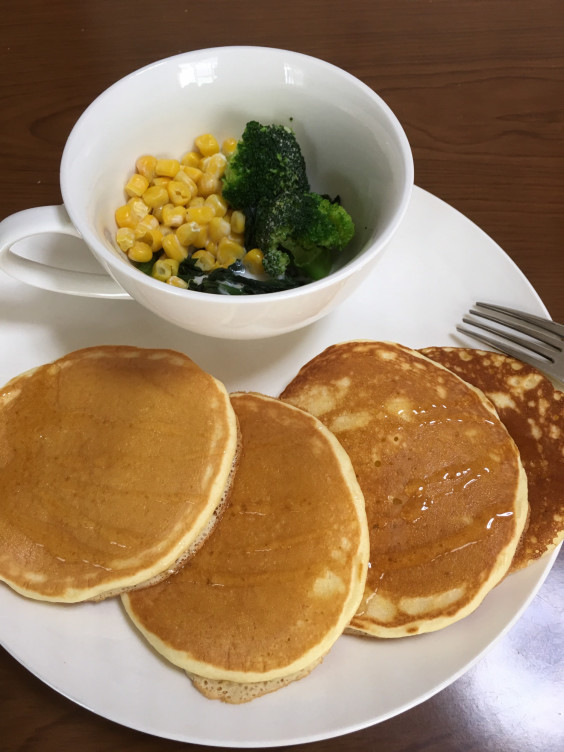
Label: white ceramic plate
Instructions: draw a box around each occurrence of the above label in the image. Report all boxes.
[0,186,558,747]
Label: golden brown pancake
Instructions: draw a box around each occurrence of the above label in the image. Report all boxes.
[421,346,564,571]
[281,341,528,638]
[0,346,239,603]
[123,392,368,702]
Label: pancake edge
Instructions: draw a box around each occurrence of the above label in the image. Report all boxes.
[186,655,324,704]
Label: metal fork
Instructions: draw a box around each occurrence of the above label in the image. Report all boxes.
[457,302,564,382]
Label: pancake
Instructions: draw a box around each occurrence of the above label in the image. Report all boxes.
[280,341,528,638]
[0,346,239,603]
[420,346,564,572]
[123,392,368,702]
[186,657,323,704]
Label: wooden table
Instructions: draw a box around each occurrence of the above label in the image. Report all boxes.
[1,1,563,750]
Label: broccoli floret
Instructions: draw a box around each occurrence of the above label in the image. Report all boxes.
[222,121,309,214]
[254,192,355,280]
[262,248,291,278]
[221,120,354,282]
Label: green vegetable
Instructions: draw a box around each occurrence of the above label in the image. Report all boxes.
[254,192,355,280]
[177,258,308,295]
[222,120,355,283]
[222,120,309,215]
[261,247,291,278]
[131,258,156,276]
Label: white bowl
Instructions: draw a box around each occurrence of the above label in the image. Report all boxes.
[0,46,413,339]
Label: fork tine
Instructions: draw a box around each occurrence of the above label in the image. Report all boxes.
[475,302,564,338]
[469,307,563,351]
[461,316,558,361]
[456,325,557,371]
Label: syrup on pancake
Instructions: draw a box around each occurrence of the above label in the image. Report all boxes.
[281,341,529,637]
[421,346,564,571]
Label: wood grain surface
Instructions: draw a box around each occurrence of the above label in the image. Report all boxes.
[1,1,563,750]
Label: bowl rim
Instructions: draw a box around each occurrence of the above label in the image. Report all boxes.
[61,45,414,305]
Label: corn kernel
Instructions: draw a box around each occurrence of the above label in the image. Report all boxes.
[166,275,188,288]
[138,225,163,253]
[132,227,162,251]
[128,241,153,263]
[191,250,216,272]
[195,133,219,157]
[221,137,237,156]
[125,173,149,198]
[155,158,180,178]
[115,204,139,229]
[217,237,245,267]
[230,210,245,234]
[136,214,159,231]
[208,216,231,243]
[176,221,201,247]
[134,226,150,244]
[162,257,179,275]
[198,173,220,197]
[167,180,192,206]
[142,185,169,209]
[162,233,189,262]
[167,275,189,288]
[178,166,203,184]
[194,224,208,248]
[189,196,205,208]
[187,205,214,224]
[204,193,228,217]
[116,227,135,252]
[136,155,157,182]
[229,231,244,245]
[152,258,179,282]
[162,203,186,227]
[205,153,227,178]
[152,259,173,282]
[173,170,199,194]
[217,250,239,268]
[159,224,173,237]
[205,240,218,257]
[152,176,171,186]
[181,151,201,168]
[127,197,150,221]
[243,248,264,275]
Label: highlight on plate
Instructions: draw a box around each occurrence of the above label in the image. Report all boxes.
[114,121,356,295]
[0,340,562,703]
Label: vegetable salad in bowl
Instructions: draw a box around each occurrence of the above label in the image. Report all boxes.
[114,121,355,295]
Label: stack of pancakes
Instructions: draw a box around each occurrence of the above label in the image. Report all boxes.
[281,341,532,637]
[1,340,561,703]
[0,348,369,703]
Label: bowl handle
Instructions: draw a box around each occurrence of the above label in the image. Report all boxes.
[0,205,130,298]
